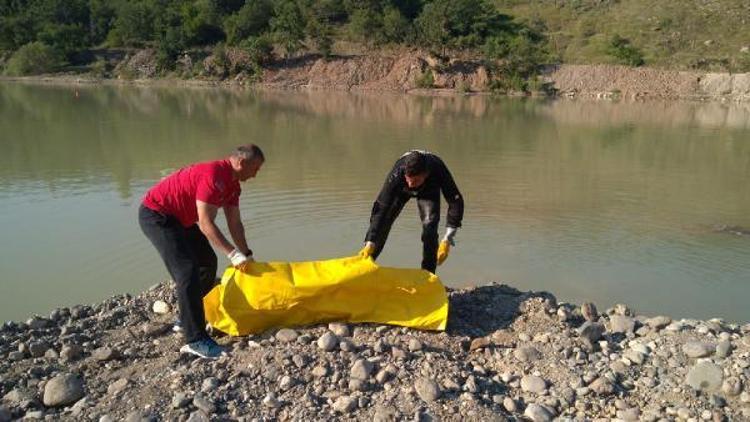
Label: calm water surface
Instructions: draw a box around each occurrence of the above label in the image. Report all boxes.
[1,83,750,322]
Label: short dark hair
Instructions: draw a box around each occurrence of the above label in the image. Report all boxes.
[233,144,265,162]
[403,152,427,176]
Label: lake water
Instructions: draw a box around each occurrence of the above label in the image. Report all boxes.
[1,82,749,323]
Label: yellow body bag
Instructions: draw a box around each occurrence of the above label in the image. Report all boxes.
[203,256,448,336]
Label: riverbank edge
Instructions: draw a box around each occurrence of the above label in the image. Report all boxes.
[1,279,749,421]
[2,52,750,103]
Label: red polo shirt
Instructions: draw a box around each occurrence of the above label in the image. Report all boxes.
[143,159,241,227]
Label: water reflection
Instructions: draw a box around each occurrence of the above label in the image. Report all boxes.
[1,83,749,322]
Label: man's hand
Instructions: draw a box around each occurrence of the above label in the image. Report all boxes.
[436,241,450,265]
[227,249,249,267]
[358,241,375,258]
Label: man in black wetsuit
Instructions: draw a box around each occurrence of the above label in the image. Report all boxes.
[358,150,464,273]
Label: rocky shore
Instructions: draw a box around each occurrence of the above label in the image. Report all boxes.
[3,51,750,103]
[1,281,749,421]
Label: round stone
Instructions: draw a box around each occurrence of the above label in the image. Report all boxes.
[43,373,85,407]
[520,375,547,394]
[686,362,723,392]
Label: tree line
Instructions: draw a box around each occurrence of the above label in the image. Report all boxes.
[0,0,550,86]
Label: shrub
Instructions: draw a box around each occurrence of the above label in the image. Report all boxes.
[90,59,108,77]
[606,35,644,67]
[415,69,434,88]
[4,42,61,76]
[238,35,274,65]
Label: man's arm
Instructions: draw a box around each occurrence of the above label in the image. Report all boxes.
[196,200,235,255]
[223,205,251,256]
[365,166,401,242]
[438,161,464,230]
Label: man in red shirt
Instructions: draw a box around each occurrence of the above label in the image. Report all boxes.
[138,144,264,358]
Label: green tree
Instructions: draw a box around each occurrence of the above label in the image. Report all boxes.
[347,7,382,43]
[271,0,305,57]
[108,1,155,47]
[223,0,273,45]
[89,0,116,45]
[180,0,224,46]
[381,6,408,43]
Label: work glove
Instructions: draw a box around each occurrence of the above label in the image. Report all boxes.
[227,249,250,267]
[437,241,450,265]
[358,241,376,258]
[437,227,458,266]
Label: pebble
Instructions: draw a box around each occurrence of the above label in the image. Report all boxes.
[275,328,298,343]
[332,396,357,413]
[92,346,118,361]
[262,393,281,408]
[317,332,339,351]
[351,358,374,380]
[514,346,542,362]
[716,340,732,358]
[414,378,441,402]
[192,394,215,414]
[172,392,190,409]
[646,315,672,330]
[186,411,209,422]
[328,322,350,337]
[107,378,129,395]
[408,338,423,352]
[721,377,742,396]
[503,397,517,412]
[520,375,547,394]
[589,377,615,396]
[151,300,170,314]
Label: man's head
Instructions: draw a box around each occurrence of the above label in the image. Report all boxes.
[229,144,265,181]
[403,152,429,189]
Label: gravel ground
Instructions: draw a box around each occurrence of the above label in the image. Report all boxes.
[1,281,749,421]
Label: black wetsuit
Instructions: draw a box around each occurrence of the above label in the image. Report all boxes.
[365,151,464,272]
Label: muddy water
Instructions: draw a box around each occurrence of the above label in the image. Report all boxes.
[1,83,749,322]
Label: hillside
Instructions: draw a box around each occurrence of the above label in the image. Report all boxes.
[495,0,750,72]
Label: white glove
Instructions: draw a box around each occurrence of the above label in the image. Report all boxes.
[227,249,249,267]
[442,227,458,246]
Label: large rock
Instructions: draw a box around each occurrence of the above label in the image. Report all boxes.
[43,374,85,407]
[332,396,357,413]
[520,375,547,394]
[683,341,715,358]
[350,359,374,380]
[645,315,672,330]
[578,322,605,347]
[317,332,339,351]
[686,362,723,392]
[524,403,554,422]
[608,315,635,334]
[414,378,441,402]
[581,302,598,321]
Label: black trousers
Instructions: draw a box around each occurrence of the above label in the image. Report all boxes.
[138,205,217,343]
[370,194,440,273]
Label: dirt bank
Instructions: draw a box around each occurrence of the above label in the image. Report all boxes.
[3,51,749,102]
[1,280,749,421]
